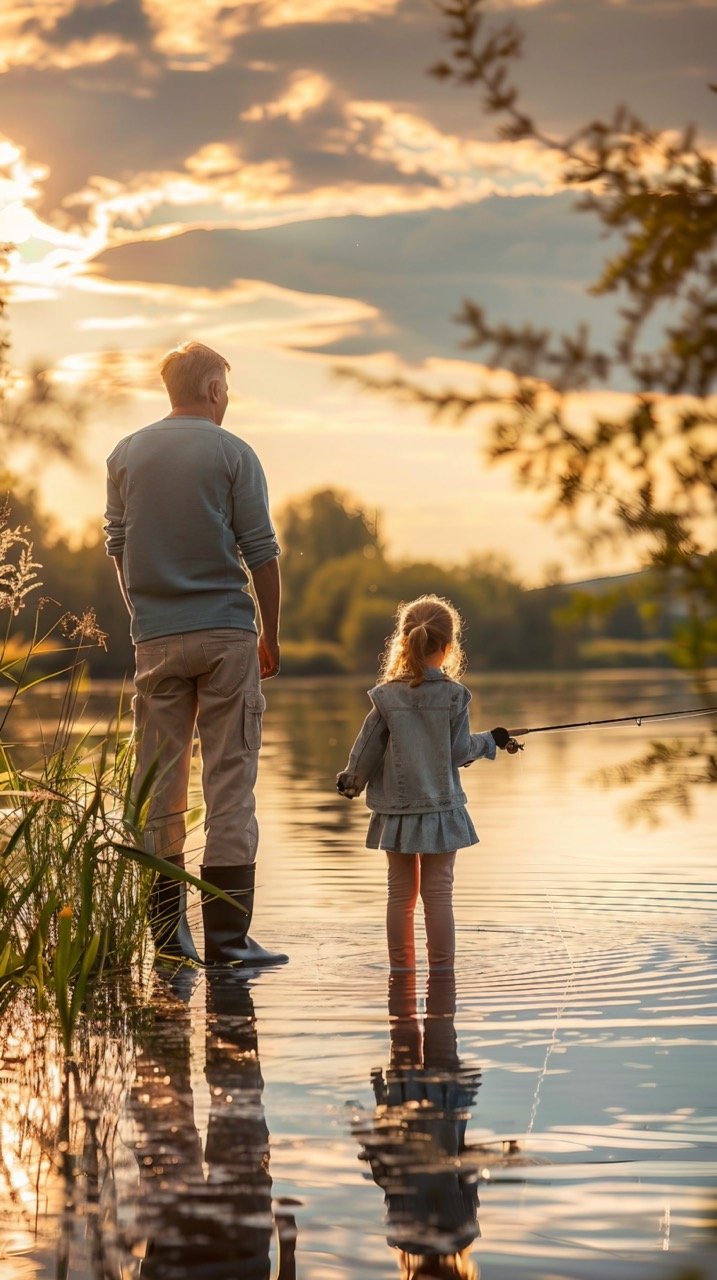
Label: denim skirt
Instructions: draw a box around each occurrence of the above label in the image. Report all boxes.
[366,805,478,854]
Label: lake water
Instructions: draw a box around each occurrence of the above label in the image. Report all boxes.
[2,670,717,1280]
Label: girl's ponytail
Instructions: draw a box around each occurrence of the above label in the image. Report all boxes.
[379,595,465,686]
[405,622,430,687]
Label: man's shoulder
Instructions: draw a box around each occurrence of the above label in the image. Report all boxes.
[106,419,167,463]
[215,425,256,458]
[107,419,256,464]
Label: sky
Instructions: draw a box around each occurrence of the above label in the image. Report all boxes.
[0,0,714,583]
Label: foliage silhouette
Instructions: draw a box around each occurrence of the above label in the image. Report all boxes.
[339,0,716,817]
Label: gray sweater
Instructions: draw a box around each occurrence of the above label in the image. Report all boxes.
[104,416,280,643]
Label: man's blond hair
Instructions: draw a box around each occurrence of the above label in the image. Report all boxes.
[159,341,230,405]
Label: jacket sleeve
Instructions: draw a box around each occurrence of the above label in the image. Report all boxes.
[341,701,389,794]
[451,688,497,767]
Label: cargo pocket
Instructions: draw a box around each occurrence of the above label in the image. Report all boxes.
[243,691,266,751]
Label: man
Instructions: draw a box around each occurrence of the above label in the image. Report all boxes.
[105,340,286,966]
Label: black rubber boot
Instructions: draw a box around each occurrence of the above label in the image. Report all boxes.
[200,863,288,967]
[148,863,202,964]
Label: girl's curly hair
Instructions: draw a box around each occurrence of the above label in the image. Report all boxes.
[379,594,465,687]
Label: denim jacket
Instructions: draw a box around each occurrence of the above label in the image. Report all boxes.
[342,669,496,815]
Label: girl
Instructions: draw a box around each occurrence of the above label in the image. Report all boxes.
[337,595,511,972]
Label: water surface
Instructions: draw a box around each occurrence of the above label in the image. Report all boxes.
[2,671,716,1279]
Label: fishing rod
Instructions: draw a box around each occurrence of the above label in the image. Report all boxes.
[503,704,717,753]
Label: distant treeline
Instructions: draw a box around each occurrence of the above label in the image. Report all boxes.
[7,485,686,678]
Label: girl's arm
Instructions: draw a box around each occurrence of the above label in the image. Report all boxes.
[451,692,497,767]
[337,704,389,797]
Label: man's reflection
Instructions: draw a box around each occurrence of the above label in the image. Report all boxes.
[130,970,297,1280]
[353,972,482,1280]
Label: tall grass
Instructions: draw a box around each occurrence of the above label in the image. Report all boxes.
[0,505,244,1050]
[0,505,158,1045]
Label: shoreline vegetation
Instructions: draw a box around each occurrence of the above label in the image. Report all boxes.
[4,483,709,680]
[0,503,231,1047]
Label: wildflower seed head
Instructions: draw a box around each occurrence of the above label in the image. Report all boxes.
[60,608,109,651]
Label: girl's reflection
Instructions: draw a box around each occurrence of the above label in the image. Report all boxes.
[130,970,297,1280]
[354,973,482,1280]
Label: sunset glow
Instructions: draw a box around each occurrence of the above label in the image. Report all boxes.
[1,0,714,577]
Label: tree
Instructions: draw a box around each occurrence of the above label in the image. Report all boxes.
[300,550,389,643]
[341,0,717,816]
[0,475,133,677]
[1,251,131,674]
[277,488,382,635]
[1,249,88,465]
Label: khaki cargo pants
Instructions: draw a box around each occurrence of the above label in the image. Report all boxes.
[133,628,265,867]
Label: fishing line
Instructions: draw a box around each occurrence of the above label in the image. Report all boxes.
[524,889,576,1144]
[513,891,575,1221]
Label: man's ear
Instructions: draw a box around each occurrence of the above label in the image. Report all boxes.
[207,378,221,403]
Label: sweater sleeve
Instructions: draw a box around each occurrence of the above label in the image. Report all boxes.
[104,453,126,558]
[229,442,281,571]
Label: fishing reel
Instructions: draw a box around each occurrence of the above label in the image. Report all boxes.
[493,727,524,754]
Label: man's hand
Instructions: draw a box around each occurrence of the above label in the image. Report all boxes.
[258,632,280,679]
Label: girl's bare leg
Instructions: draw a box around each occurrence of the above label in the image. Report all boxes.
[386,852,420,971]
[419,852,457,971]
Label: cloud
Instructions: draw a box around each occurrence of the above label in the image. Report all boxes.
[143,0,403,61]
[0,2,139,72]
[0,0,712,235]
[606,0,715,8]
[0,2,73,71]
[8,269,381,398]
[141,0,249,70]
[259,0,401,23]
[241,70,334,122]
[0,64,567,311]
[0,137,48,217]
[48,96,563,260]
[88,193,615,364]
[0,0,404,76]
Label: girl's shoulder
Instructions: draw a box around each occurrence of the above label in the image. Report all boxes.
[368,679,396,706]
[443,676,469,692]
[370,676,470,705]
[446,678,472,707]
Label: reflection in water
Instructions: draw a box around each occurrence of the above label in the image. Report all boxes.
[0,985,141,1277]
[3,674,717,1277]
[130,971,297,1280]
[353,974,484,1280]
